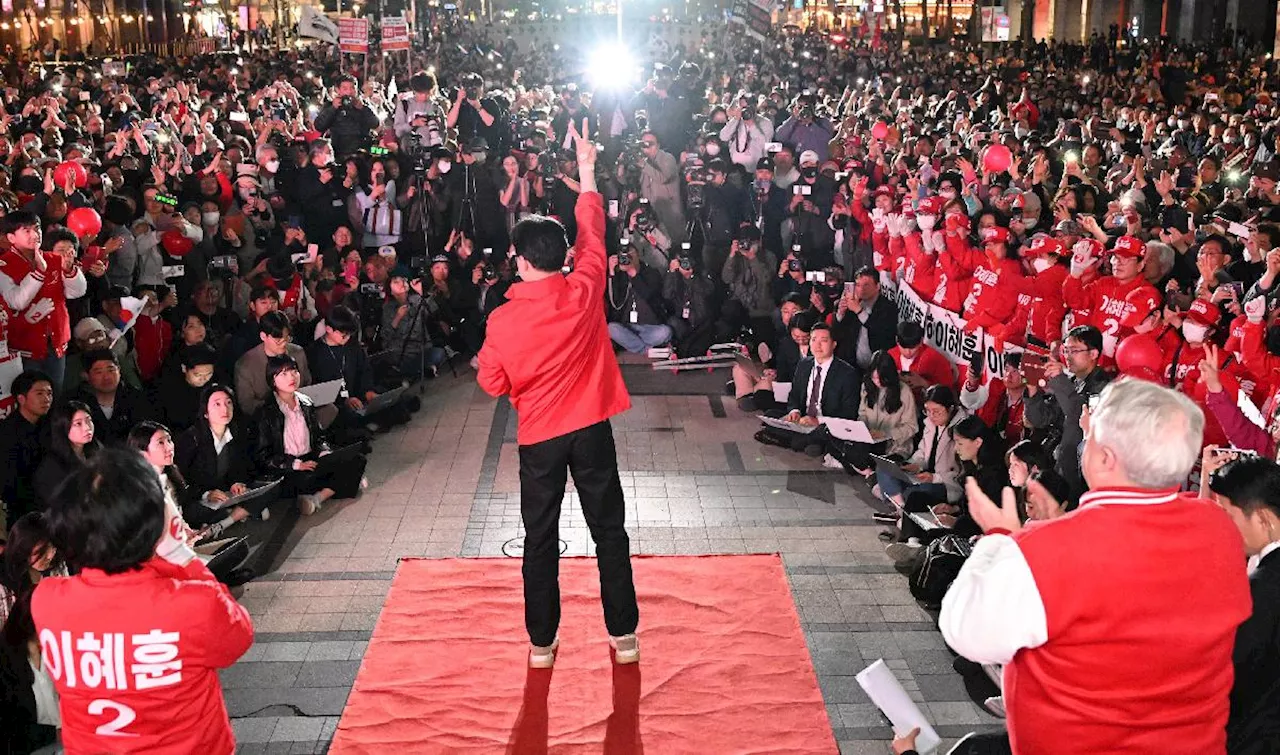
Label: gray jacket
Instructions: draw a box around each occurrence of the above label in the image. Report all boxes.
[721,250,776,318]
[235,343,311,417]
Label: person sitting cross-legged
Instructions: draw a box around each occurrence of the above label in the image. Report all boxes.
[754,322,861,457]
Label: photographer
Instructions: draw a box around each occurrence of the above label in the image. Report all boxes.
[662,252,717,358]
[296,139,353,249]
[786,151,837,267]
[637,131,687,245]
[445,137,508,256]
[697,159,746,275]
[393,71,446,152]
[314,75,379,158]
[720,96,775,171]
[447,73,504,150]
[606,247,672,354]
[626,202,672,270]
[381,267,446,382]
[400,146,454,259]
[721,225,778,347]
[745,157,790,257]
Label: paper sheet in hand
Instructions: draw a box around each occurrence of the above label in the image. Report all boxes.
[298,378,344,407]
[856,659,942,754]
[824,418,876,443]
[757,415,817,434]
[1238,391,1268,429]
[772,382,791,403]
[870,454,918,485]
[906,511,943,531]
[354,385,407,416]
[316,442,366,470]
[202,477,283,511]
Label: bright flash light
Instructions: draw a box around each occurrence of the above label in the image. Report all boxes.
[1228,169,1242,183]
[1082,75,1091,86]
[51,83,63,93]
[156,133,171,144]
[427,65,436,75]
[587,45,636,91]
[308,104,320,115]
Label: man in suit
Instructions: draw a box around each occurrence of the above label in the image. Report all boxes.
[832,266,898,372]
[754,322,861,457]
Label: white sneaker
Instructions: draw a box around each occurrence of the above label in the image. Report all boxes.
[298,494,322,516]
[529,636,559,669]
[982,695,1007,718]
[609,633,640,665]
[822,454,844,470]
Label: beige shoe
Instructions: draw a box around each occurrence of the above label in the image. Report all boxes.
[609,633,640,664]
[529,637,559,669]
[298,494,321,516]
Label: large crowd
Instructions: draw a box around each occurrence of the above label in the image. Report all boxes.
[0,14,1276,754]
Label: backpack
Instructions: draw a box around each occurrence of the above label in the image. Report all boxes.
[908,534,974,608]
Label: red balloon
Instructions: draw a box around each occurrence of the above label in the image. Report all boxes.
[870,120,889,140]
[1115,333,1165,381]
[161,229,194,257]
[983,144,1013,174]
[53,160,89,190]
[65,207,101,239]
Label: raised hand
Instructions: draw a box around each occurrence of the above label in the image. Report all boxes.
[966,478,1022,534]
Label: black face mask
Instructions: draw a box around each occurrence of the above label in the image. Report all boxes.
[1267,324,1280,358]
[801,167,819,179]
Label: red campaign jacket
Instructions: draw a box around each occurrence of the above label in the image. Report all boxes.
[932,232,977,313]
[1017,264,1069,345]
[1156,328,1232,447]
[962,258,1025,332]
[900,232,936,301]
[31,556,253,755]
[871,228,893,273]
[477,191,631,446]
[889,344,955,391]
[133,314,173,383]
[848,198,876,248]
[1062,273,1160,357]
[0,249,88,359]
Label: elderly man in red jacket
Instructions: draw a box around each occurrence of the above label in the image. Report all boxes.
[941,379,1250,754]
[477,120,639,669]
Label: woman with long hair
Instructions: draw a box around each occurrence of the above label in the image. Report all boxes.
[33,401,101,509]
[0,514,62,754]
[833,350,919,475]
[499,154,531,234]
[255,354,367,516]
[175,383,260,521]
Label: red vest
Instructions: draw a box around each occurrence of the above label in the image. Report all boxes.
[0,250,76,359]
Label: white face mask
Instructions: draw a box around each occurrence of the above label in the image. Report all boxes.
[940,189,957,201]
[705,143,721,156]
[1023,217,1038,229]
[438,160,452,174]
[1031,256,1054,273]
[917,215,936,231]
[265,160,280,173]
[202,211,220,226]
[1182,322,1209,343]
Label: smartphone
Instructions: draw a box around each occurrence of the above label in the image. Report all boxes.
[1228,221,1251,240]
[229,111,249,123]
[608,199,619,219]
[78,91,90,102]
[160,265,184,279]
[1214,446,1258,457]
[805,271,826,283]
[1020,353,1048,387]
[844,281,856,296]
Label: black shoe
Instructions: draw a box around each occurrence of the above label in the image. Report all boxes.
[737,395,758,413]
[724,379,736,397]
[803,443,825,458]
[223,567,256,587]
[872,510,900,524]
[754,429,789,449]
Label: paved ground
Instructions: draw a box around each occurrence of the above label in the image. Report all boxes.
[221,363,1003,754]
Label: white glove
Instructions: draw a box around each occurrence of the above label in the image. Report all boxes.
[1069,241,1098,277]
[871,208,887,234]
[886,214,903,238]
[1245,295,1267,323]
[930,230,945,252]
[921,228,936,253]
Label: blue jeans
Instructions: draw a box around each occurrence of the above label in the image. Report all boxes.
[608,322,672,354]
[25,353,65,394]
[876,469,946,505]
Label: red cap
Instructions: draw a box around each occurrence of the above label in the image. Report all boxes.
[1119,287,1162,329]
[1186,297,1221,327]
[874,185,895,199]
[1111,235,1145,258]
[917,196,945,216]
[1026,235,1064,258]
[981,226,1010,245]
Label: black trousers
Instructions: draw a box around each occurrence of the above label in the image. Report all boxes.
[518,420,639,647]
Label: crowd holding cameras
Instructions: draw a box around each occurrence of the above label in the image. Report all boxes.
[0,9,1275,753]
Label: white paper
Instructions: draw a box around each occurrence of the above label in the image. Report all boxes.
[772,382,791,403]
[298,378,344,407]
[1238,390,1268,430]
[824,417,876,443]
[855,659,942,754]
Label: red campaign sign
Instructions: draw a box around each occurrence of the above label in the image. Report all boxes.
[339,17,369,54]
[382,17,410,51]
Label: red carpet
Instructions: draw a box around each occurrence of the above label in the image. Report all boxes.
[330,555,837,754]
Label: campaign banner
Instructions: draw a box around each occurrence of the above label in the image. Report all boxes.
[880,275,1021,383]
[298,5,340,44]
[381,16,410,51]
[730,0,771,40]
[339,17,370,54]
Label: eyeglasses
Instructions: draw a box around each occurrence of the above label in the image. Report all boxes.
[1061,347,1092,356]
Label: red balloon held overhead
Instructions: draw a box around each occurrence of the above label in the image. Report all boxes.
[161,229,194,257]
[983,144,1013,174]
[54,160,89,190]
[870,120,889,140]
[65,207,101,238]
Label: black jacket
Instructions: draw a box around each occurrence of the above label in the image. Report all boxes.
[1228,548,1280,755]
[0,413,46,523]
[175,422,256,506]
[606,266,667,326]
[254,394,331,475]
[313,101,379,157]
[786,356,861,420]
[742,183,789,256]
[295,165,353,244]
[306,338,376,400]
[75,383,151,445]
[33,445,97,510]
[831,295,899,368]
[152,372,205,435]
[662,270,715,327]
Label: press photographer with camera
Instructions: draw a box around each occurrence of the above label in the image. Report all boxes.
[786,150,838,267]
[314,75,379,159]
[394,71,446,153]
[720,96,775,171]
[607,244,672,354]
[445,137,508,257]
[662,248,718,358]
[698,159,747,275]
[381,266,447,382]
[296,139,354,248]
[637,131,687,245]
[746,156,790,257]
[447,73,504,149]
[399,146,454,259]
[721,225,777,347]
[626,201,672,270]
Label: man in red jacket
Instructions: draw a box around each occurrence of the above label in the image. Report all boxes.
[0,209,88,391]
[477,120,639,669]
[1063,234,1161,359]
[941,379,1250,754]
